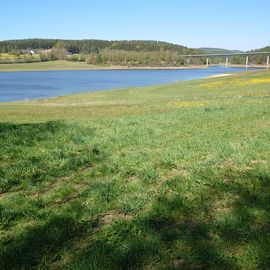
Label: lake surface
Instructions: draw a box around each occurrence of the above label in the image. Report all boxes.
[0,66,256,102]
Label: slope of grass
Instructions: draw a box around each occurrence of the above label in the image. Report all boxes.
[0,60,206,72]
[0,69,270,269]
[0,60,117,72]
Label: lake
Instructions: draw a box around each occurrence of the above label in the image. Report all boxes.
[0,66,255,102]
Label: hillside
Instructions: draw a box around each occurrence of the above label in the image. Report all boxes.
[1,39,269,67]
[0,39,200,54]
[252,45,270,52]
[0,39,203,66]
[198,47,243,54]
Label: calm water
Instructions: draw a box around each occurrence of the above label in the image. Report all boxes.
[0,66,254,102]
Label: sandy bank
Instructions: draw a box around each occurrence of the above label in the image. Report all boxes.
[207,73,234,78]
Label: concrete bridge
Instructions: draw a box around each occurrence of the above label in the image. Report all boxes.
[182,51,270,69]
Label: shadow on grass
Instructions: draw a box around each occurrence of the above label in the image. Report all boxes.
[0,121,103,192]
[1,121,269,269]
[63,168,270,270]
[0,208,94,269]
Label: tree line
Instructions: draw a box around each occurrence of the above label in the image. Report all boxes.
[0,39,199,54]
[0,39,203,66]
[0,39,269,66]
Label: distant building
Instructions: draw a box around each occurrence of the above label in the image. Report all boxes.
[21,49,36,55]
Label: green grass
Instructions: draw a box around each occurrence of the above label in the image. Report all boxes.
[0,60,204,72]
[0,60,118,72]
[0,53,42,65]
[0,69,270,269]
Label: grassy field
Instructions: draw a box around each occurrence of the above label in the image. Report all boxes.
[0,60,116,72]
[0,69,270,269]
[0,60,206,72]
[0,53,42,64]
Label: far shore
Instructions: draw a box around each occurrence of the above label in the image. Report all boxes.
[0,60,267,72]
[0,60,207,72]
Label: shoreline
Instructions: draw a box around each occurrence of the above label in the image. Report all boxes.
[0,60,266,72]
[0,60,266,73]
[207,73,234,78]
[0,62,207,72]
[0,68,268,104]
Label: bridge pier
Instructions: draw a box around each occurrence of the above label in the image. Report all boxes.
[246,56,249,69]
[225,57,228,68]
[182,52,270,68]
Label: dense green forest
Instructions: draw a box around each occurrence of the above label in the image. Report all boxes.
[0,39,269,66]
[0,39,199,54]
[244,46,270,65]
[0,39,203,66]
[0,39,202,66]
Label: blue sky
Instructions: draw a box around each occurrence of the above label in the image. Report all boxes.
[1,0,269,50]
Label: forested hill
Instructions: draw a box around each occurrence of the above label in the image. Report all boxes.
[0,39,200,54]
[253,46,270,52]
[198,48,243,54]
[198,46,270,54]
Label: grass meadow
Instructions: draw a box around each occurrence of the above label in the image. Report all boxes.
[0,60,204,72]
[0,60,112,72]
[0,69,270,269]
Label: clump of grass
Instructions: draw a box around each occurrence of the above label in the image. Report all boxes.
[0,121,104,192]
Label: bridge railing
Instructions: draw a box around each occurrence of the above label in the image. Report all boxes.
[181,52,270,69]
